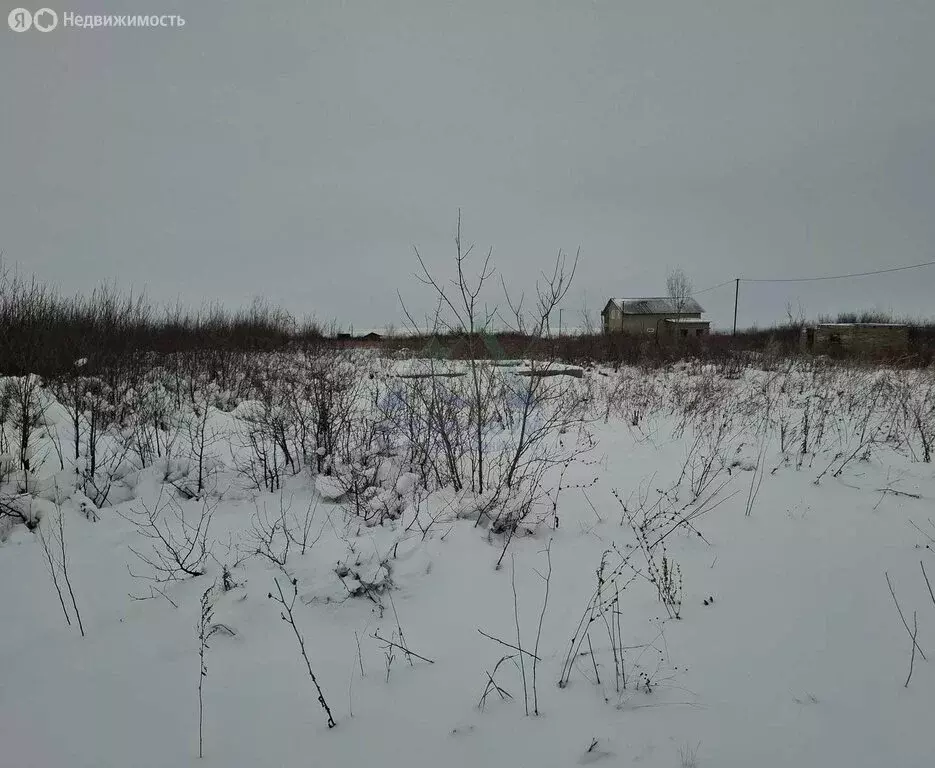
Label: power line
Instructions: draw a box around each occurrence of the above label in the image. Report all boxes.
[726,259,935,336]
[694,279,735,294]
[741,259,935,283]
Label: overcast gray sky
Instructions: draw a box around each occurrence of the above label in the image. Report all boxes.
[3,0,935,330]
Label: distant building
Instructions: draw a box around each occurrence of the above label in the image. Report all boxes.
[601,297,710,337]
[801,323,909,356]
[661,317,712,339]
[334,330,383,345]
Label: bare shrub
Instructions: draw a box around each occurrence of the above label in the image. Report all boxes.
[181,391,223,498]
[0,493,41,534]
[235,400,287,493]
[122,489,215,583]
[898,371,935,463]
[3,375,47,493]
[406,227,590,561]
[559,547,639,691]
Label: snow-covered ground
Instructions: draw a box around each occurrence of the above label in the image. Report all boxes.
[1,356,934,767]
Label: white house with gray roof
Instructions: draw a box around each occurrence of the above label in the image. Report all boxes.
[601,297,710,337]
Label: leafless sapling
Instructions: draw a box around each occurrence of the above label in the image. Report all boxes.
[36,514,71,629]
[55,506,85,637]
[269,577,336,728]
[532,539,552,716]
[197,584,218,758]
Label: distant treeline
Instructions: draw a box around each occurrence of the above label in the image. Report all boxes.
[2,264,934,377]
[0,269,325,377]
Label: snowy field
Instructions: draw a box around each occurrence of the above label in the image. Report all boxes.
[1,353,934,767]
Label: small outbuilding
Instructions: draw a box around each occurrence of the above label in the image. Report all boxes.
[800,323,909,356]
[661,317,711,339]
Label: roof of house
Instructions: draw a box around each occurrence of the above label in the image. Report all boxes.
[604,297,705,315]
[663,317,711,324]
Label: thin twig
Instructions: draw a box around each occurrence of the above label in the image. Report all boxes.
[37,524,71,627]
[355,631,365,677]
[876,487,922,500]
[532,540,552,716]
[586,631,600,684]
[885,571,926,660]
[909,520,935,546]
[478,655,515,711]
[388,592,413,667]
[57,509,85,637]
[906,611,919,688]
[372,631,435,664]
[477,629,541,661]
[512,555,529,715]
[271,578,336,728]
[921,561,935,609]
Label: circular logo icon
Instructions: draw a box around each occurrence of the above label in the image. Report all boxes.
[34,8,58,32]
[8,8,32,31]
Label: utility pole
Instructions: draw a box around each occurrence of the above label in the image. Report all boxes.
[732,278,739,336]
